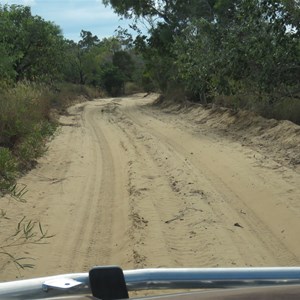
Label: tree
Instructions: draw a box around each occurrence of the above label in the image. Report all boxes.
[0,44,15,82]
[62,39,82,84]
[174,0,300,106]
[113,50,134,81]
[0,4,66,82]
[79,30,100,50]
[102,0,217,92]
[103,0,215,28]
[104,0,300,122]
[95,38,127,95]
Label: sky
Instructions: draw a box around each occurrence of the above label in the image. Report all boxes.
[0,0,132,42]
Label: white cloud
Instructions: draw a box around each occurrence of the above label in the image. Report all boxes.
[0,0,36,5]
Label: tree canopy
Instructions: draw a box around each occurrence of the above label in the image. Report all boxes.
[0,4,65,82]
[0,4,141,96]
[104,0,300,122]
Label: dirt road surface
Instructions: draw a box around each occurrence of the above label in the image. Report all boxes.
[1,94,300,281]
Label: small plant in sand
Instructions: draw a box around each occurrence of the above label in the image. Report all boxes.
[0,216,54,271]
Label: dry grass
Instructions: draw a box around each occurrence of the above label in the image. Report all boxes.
[0,81,104,192]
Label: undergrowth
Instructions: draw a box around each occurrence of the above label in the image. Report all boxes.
[0,147,17,193]
[261,98,300,125]
[196,91,300,125]
[0,81,102,192]
[0,83,55,192]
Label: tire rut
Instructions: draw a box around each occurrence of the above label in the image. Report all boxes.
[104,102,270,268]
[123,103,300,266]
[1,95,299,282]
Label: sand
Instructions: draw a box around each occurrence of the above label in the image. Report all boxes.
[1,94,299,281]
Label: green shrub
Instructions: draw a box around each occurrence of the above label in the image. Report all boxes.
[16,130,43,170]
[261,98,300,125]
[0,82,51,148]
[0,147,17,191]
[0,81,102,194]
[15,121,56,170]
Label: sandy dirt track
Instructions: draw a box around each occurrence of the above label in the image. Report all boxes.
[1,94,300,281]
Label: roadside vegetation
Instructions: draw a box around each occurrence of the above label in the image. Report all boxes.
[104,0,300,124]
[2,1,298,195]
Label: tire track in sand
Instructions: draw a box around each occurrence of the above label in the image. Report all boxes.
[1,95,299,282]
[103,100,276,268]
[123,100,300,266]
[67,101,130,271]
[0,101,130,280]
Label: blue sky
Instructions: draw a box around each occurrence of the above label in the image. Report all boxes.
[0,0,131,41]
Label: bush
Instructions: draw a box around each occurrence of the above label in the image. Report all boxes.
[0,82,51,148]
[0,147,17,192]
[48,83,104,108]
[0,80,104,196]
[16,126,45,170]
[261,98,300,125]
[0,82,57,193]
